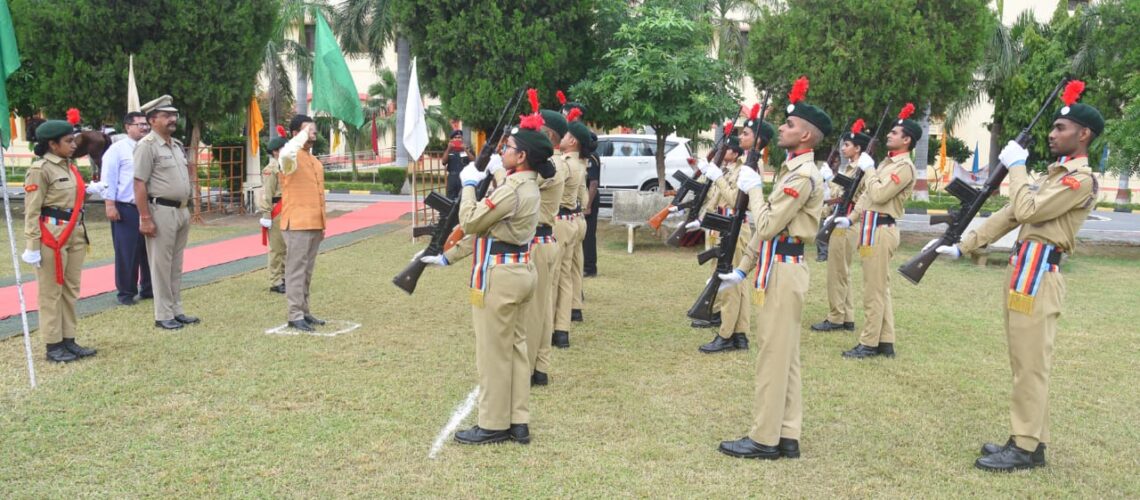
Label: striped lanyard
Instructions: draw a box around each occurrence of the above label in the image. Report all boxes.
[1007,240,1058,314]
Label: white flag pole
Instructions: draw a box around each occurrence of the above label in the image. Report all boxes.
[0,147,38,388]
[127,54,140,112]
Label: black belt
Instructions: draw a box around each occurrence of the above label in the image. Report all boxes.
[41,206,81,220]
[535,224,553,237]
[774,239,805,257]
[1014,241,1065,265]
[490,241,529,254]
[875,214,896,226]
[557,207,575,216]
[149,197,186,208]
[272,196,282,203]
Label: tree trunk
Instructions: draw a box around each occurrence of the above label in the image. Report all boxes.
[395,36,411,167]
[656,131,667,192]
[267,52,277,134]
[988,120,1002,167]
[911,102,931,201]
[1115,170,1132,211]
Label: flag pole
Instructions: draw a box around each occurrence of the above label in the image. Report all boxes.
[0,146,38,388]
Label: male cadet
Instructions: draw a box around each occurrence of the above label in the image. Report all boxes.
[133,95,199,330]
[834,103,919,359]
[716,77,827,459]
[811,119,871,332]
[101,111,152,306]
[551,108,588,348]
[444,130,472,199]
[931,81,1101,472]
[259,125,289,294]
[278,116,328,332]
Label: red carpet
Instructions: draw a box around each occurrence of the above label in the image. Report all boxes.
[1,201,411,319]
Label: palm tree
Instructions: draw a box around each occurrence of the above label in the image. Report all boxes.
[364,68,447,151]
[260,0,330,132]
[706,0,760,74]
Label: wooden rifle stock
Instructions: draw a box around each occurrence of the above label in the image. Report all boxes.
[688,191,750,321]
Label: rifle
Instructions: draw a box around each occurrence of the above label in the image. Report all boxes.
[686,90,773,320]
[823,119,847,169]
[649,120,735,231]
[393,88,525,294]
[815,102,892,244]
[897,75,1070,285]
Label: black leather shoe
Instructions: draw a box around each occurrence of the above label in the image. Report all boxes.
[531,371,549,386]
[45,343,78,363]
[981,438,1046,460]
[690,319,715,328]
[699,335,738,353]
[811,319,847,332]
[843,322,855,330]
[269,284,285,294]
[62,339,96,358]
[303,314,326,326]
[174,314,200,325]
[116,296,137,306]
[718,437,781,460]
[455,426,510,445]
[289,320,315,332]
[509,424,531,444]
[877,342,896,358]
[975,443,1046,472]
[583,271,597,278]
[733,332,750,350]
[552,330,570,348]
[571,309,583,322]
[778,438,800,458]
[155,319,184,330]
[843,344,880,359]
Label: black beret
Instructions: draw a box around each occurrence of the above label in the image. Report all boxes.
[510,126,554,166]
[787,102,833,137]
[567,121,592,150]
[1055,102,1104,136]
[725,134,744,154]
[896,118,923,145]
[846,131,872,149]
[746,118,776,146]
[35,120,75,142]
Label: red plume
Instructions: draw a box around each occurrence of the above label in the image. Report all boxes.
[519,88,545,130]
[275,125,287,137]
[1061,80,1086,106]
[748,103,760,121]
[527,88,540,114]
[788,77,809,104]
[66,108,81,126]
[898,102,915,120]
[850,118,866,135]
[723,120,734,136]
[557,90,567,106]
[566,108,582,123]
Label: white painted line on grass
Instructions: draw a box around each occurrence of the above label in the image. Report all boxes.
[428,385,480,460]
[264,320,361,337]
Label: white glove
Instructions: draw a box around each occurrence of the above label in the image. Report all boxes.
[704,164,723,181]
[737,166,763,192]
[420,254,449,266]
[696,158,710,174]
[667,205,681,213]
[857,152,875,172]
[998,140,1029,168]
[21,249,41,267]
[820,164,834,182]
[936,244,962,260]
[85,180,107,195]
[259,217,273,228]
[486,154,504,176]
[459,164,485,186]
[834,217,851,229]
[685,219,702,231]
[717,269,745,292]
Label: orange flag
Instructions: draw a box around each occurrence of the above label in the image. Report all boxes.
[248,97,264,152]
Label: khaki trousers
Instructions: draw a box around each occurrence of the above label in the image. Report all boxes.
[826,227,857,324]
[267,218,285,286]
[524,240,557,373]
[146,204,190,322]
[36,224,87,344]
[858,226,898,347]
[283,229,324,322]
[473,262,536,430]
[717,226,752,339]
[552,218,580,331]
[748,261,807,445]
[572,217,586,310]
[1005,270,1064,451]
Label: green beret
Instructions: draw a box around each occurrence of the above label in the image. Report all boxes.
[539,110,568,137]
[724,134,743,154]
[746,118,776,147]
[846,130,872,149]
[511,127,554,166]
[567,121,592,150]
[562,102,587,115]
[896,118,923,145]
[1055,102,1104,136]
[35,120,76,142]
[787,102,833,137]
[266,137,288,153]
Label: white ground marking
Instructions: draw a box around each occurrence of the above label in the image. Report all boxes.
[428,386,481,460]
[264,320,361,337]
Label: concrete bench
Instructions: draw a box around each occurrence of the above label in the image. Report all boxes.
[610,190,676,253]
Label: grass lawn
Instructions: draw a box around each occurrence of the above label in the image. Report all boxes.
[1,221,1137,497]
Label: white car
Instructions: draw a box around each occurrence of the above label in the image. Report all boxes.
[595,134,696,206]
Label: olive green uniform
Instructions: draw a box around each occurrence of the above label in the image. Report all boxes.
[700,158,753,340]
[134,131,193,323]
[825,162,861,325]
[958,157,1096,452]
[260,157,285,287]
[552,154,587,331]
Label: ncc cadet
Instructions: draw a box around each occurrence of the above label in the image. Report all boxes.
[833,103,919,358]
[811,119,871,332]
[417,89,550,445]
[567,112,593,324]
[22,119,104,362]
[931,81,1101,472]
[716,77,828,459]
[259,125,289,294]
[551,107,589,348]
[133,95,200,330]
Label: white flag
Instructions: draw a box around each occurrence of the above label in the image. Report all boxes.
[127,55,140,112]
[402,58,429,162]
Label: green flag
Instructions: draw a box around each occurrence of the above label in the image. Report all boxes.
[311,12,363,128]
[0,0,20,148]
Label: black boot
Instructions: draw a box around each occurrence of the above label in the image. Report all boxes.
[552,330,570,349]
[531,371,549,386]
[455,426,510,445]
[62,338,96,358]
[975,443,1046,471]
[699,335,737,353]
[842,321,855,330]
[508,424,531,444]
[811,319,848,332]
[174,314,200,325]
[288,320,314,332]
[45,343,77,363]
[778,438,800,458]
[732,332,750,350]
[877,342,896,358]
[571,309,583,322]
[981,438,1046,462]
[718,437,781,460]
[269,283,285,294]
[303,314,326,326]
[842,343,880,359]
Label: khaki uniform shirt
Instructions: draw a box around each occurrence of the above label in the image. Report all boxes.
[738,152,823,270]
[259,157,282,217]
[959,157,1096,254]
[560,153,587,210]
[494,162,564,227]
[133,131,191,202]
[702,158,746,215]
[444,170,541,262]
[23,153,81,252]
[851,152,915,221]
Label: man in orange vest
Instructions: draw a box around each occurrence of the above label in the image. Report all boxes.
[277,115,328,332]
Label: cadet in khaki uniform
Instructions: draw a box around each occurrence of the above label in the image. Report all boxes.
[932,82,1102,472]
[278,116,328,332]
[258,127,288,294]
[551,113,589,349]
[834,103,919,358]
[811,120,871,332]
[567,114,593,324]
[133,96,199,330]
[717,78,828,460]
[418,92,551,445]
[21,120,102,362]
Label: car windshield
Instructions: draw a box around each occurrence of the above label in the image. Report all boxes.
[598,139,678,157]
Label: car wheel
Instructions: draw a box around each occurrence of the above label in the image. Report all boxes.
[640,180,674,192]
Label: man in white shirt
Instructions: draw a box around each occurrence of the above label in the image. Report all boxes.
[101,111,152,306]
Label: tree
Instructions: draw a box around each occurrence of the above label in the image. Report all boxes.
[926,134,971,165]
[260,0,330,134]
[572,6,741,191]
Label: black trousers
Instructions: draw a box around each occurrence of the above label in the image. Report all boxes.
[111,202,152,299]
[445,172,462,200]
[583,207,599,275]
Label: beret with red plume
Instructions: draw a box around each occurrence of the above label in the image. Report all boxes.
[785,76,833,136]
[895,102,922,144]
[1054,79,1103,135]
[846,118,871,149]
[511,88,555,167]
